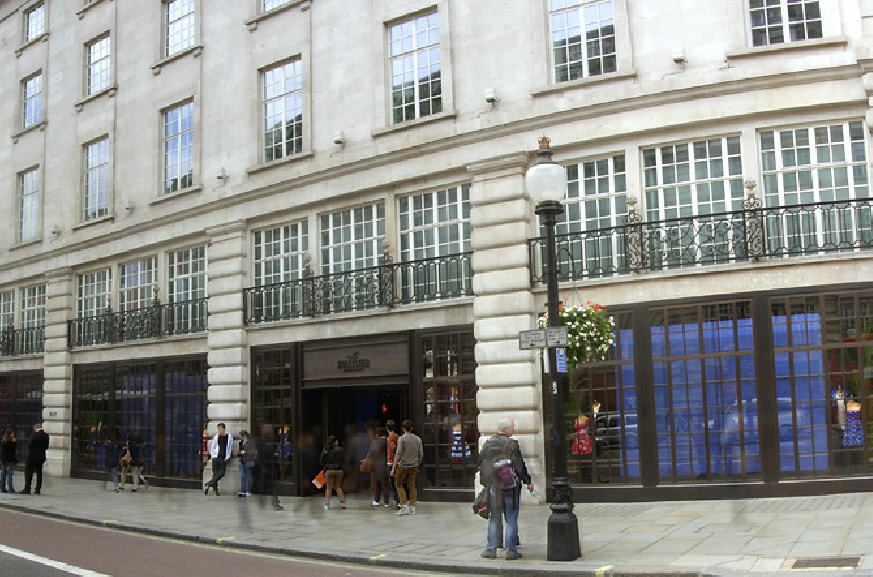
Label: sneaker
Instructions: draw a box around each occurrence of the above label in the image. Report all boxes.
[143,478,149,490]
[340,502,346,509]
[215,490,220,497]
[114,488,119,493]
[396,505,410,515]
[273,504,284,511]
[384,503,390,508]
[204,484,209,495]
[505,551,523,561]
[245,492,251,497]
[131,489,137,493]
[324,504,329,511]
[238,492,245,497]
[20,489,30,495]
[409,506,416,514]
[480,549,496,559]
[372,500,380,506]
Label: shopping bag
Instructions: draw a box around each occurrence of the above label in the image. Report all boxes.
[472,487,490,519]
[312,470,326,489]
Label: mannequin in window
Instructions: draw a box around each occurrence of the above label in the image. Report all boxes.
[831,385,847,429]
[571,414,592,455]
[843,399,862,447]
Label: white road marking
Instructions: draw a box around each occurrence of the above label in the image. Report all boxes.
[0,543,111,577]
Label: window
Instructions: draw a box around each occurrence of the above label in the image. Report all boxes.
[642,136,745,267]
[167,247,207,333]
[549,0,616,83]
[389,11,441,124]
[557,154,627,277]
[25,3,45,42]
[77,270,111,319]
[320,204,385,274]
[263,60,303,162]
[165,0,195,57]
[86,36,111,96]
[254,223,308,286]
[760,121,870,255]
[21,285,45,329]
[19,168,40,243]
[0,291,13,331]
[84,137,109,221]
[119,258,157,311]
[750,0,822,47]
[163,102,194,194]
[22,73,42,129]
[263,0,291,11]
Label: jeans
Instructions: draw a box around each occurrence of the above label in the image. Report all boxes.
[1,462,14,492]
[107,466,119,489]
[239,462,253,493]
[24,461,43,493]
[486,487,520,553]
[207,457,227,489]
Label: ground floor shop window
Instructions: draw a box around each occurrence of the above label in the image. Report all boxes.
[251,347,296,489]
[0,371,42,464]
[421,330,478,489]
[72,356,206,480]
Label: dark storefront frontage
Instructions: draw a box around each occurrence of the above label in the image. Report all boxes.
[552,286,873,501]
[71,355,207,487]
[250,327,478,500]
[0,370,44,465]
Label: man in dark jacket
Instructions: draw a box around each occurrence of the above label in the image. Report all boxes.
[477,418,532,561]
[22,423,49,495]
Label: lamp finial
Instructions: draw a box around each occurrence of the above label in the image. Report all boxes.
[538,135,551,150]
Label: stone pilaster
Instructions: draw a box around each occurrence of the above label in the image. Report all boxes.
[205,221,249,441]
[42,268,74,476]
[467,152,545,502]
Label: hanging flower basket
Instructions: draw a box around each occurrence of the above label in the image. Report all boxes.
[539,302,615,366]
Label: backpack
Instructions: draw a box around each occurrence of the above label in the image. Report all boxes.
[485,435,518,491]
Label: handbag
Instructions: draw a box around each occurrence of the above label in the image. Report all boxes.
[311,470,326,489]
[359,457,372,474]
[118,445,132,468]
[472,487,490,519]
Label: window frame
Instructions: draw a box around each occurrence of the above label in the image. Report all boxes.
[319,203,386,275]
[164,0,196,58]
[253,221,309,287]
[82,135,111,222]
[85,33,112,97]
[20,284,46,329]
[18,167,41,244]
[24,2,46,43]
[548,0,618,84]
[76,269,112,319]
[119,257,158,312]
[21,72,42,130]
[0,290,15,331]
[261,57,305,163]
[161,99,197,196]
[388,9,442,125]
[397,184,472,261]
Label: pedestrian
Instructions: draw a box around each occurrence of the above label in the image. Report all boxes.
[391,419,423,516]
[204,423,233,496]
[22,423,49,495]
[118,436,133,491]
[320,435,346,511]
[255,424,283,511]
[237,430,256,497]
[1,429,17,493]
[367,427,389,507]
[129,433,146,492]
[103,435,120,492]
[478,417,533,561]
[386,420,400,509]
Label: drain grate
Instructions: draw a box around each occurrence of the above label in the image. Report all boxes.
[791,556,862,570]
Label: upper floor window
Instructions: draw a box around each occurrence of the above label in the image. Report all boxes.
[263,0,291,11]
[86,36,111,95]
[168,247,207,303]
[750,0,822,47]
[21,285,46,328]
[549,0,616,82]
[165,0,195,57]
[253,222,308,286]
[84,137,110,221]
[164,101,194,194]
[119,258,157,311]
[263,60,303,162]
[0,291,13,331]
[77,270,111,318]
[19,168,40,243]
[25,3,45,42]
[22,73,42,129]
[398,184,471,261]
[320,204,385,273]
[389,11,441,124]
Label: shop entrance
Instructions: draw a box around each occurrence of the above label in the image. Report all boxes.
[300,386,407,494]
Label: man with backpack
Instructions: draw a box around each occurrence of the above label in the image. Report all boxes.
[477,417,533,561]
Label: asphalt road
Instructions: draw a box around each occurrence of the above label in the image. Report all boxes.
[0,509,445,577]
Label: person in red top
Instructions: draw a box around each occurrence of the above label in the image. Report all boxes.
[386,420,400,509]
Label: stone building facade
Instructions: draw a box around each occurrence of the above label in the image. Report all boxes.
[1,0,872,500]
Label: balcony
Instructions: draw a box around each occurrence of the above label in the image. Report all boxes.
[0,326,45,357]
[529,197,873,284]
[68,298,209,348]
[243,252,474,324]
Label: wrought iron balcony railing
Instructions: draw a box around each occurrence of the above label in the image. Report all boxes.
[243,252,474,324]
[0,326,45,357]
[529,197,873,284]
[68,297,208,348]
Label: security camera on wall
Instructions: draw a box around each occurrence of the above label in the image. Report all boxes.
[333,131,346,146]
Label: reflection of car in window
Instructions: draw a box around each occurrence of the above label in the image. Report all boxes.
[594,414,637,454]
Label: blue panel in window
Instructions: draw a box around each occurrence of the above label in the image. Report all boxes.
[685,328,700,355]
[687,360,702,384]
[809,354,824,375]
[668,332,684,356]
[702,325,718,353]
[653,361,668,385]
[795,377,810,401]
[808,319,822,345]
[739,355,755,379]
[745,456,761,473]
[793,351,810,374]
[814,452,829,471]
[721,357,736,381]
[772,317,789,347]
[704,358,720,381]
[621,385,637,411]
[797,453,814,471]
[738,318,754,350]
[671,360,686,383]
[651,326,665,356]
[775,377,792,400]
[672,386,688,408]
[811,401,828,425]
[626,462,640,477]
[619,328,633,358]
[654,388,670,411]
[719,324,736,352]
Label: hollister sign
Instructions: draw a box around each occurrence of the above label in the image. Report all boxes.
[302,340,409,384]
[337,352,371,372]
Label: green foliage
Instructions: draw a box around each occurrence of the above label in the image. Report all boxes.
[539,302,615,366]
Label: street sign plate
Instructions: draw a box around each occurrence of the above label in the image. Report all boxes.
[546,327,569,347]
[556,348,567,373]
[518,329,547,350]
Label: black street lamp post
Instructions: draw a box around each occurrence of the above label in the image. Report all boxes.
[525,136,581,562]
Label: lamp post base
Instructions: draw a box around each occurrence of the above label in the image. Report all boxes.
[547,479,581,561]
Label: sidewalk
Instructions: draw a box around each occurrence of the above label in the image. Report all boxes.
[1,477,871,576]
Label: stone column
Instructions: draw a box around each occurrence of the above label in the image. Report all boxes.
[205,221,249,463]
[42,268,74,476]
[467,153,545,502]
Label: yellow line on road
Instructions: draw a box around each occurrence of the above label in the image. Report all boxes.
[216,537,235,544]
[596,565,614,577]
[369,553,387,561]
[100,520,119,525]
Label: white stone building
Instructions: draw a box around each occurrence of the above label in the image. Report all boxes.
[1,0,872,500]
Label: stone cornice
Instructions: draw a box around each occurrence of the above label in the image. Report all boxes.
[466,152,529,176]
[205,220,248,239]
